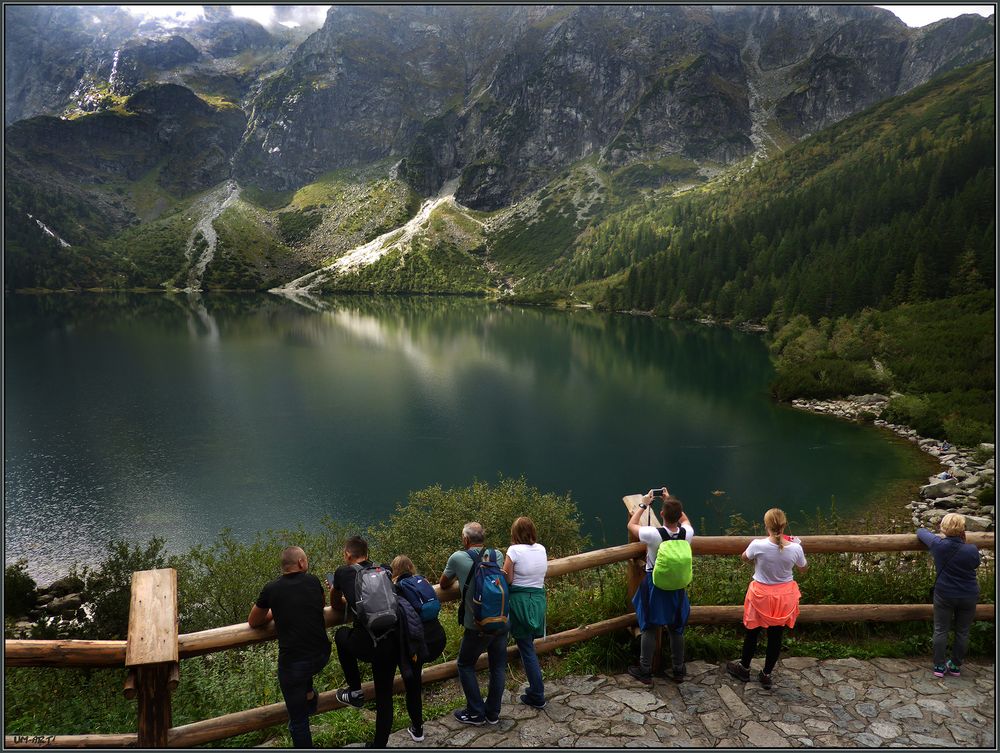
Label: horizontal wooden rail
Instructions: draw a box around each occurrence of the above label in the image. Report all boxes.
[6,532,994,668]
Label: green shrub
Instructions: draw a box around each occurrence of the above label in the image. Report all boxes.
[4,560,38,618]
[771,357,886,401]
[83,539,169,639]
[883,394,945,438]
[277,209,323,245]
[367,476,588,579]
[977,486,994,507]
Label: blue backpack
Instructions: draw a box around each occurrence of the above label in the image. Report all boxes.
[461,547,510,634]
[397,574,441,622]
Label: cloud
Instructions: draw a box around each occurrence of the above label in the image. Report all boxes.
[877,5,993,27]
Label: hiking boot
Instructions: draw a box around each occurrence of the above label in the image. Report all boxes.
[520,694,548,709]
[946,660,961,677]
[672,665,687,684]
[453,709,486,726]
[627,665,653,685]
[932,665,947,678]
[407,725,425,742]
[758,671,773,688]
[335,688,364,708]
[726,660,751,682]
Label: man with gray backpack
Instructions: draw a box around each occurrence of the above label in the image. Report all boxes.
[439,521,510,726]
[330,535,398,748]
[626,489,694,685]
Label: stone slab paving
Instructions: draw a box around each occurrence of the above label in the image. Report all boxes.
[387,659,994,748]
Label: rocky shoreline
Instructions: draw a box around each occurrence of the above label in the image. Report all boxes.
[790,394,995,532]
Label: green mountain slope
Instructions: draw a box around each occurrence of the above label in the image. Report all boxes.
[568,60,994,322]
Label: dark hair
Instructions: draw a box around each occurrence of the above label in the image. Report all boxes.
[661,497,683,525]
[511,516,538,545]
[344,535,368,559]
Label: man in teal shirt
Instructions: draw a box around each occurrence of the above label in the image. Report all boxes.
[439,521,508,725]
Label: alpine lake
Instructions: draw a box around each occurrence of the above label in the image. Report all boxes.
[5,293,929,582]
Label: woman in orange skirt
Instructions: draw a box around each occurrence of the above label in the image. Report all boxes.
[726,508,807,687]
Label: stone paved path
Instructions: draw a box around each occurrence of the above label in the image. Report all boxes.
[386,658,994,748]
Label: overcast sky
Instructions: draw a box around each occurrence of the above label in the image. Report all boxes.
[877,5,994,26]
[123,5,995,29]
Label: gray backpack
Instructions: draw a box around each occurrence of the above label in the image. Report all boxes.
[352,564,398,643]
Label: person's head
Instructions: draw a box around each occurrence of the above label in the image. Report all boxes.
[940,513,966,537]
[343,535,369,563]
[390,555,415,582]
[764,507,787,536]
[661,496,683,526]
[281,546,308,573]
[510,516,538,546]
[462,522,485,548]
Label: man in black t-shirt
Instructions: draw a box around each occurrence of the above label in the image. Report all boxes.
[249,546,331,749]
[331,535,398,749]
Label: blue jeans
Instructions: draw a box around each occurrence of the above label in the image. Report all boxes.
[516,636,545,705]
[277,645,330,748]
[456,627,508,720]
[932,592,978,666]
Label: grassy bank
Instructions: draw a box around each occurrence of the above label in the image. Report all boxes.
[5,478,995,745]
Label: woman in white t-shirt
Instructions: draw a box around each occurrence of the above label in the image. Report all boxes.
[726,508,807,688]
[502,516,548,709]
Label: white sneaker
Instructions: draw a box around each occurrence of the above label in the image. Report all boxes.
[407,725,425,742]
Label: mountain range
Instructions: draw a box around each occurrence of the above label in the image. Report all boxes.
[4,4,995,306]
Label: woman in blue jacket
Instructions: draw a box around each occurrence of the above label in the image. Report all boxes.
[917,513,981,678]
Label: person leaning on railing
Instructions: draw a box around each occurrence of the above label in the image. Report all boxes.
[501,516,549,709]
[726,508,807,689]
[247,546,331,750]
[390,555,447,742]
[917,513,982,678]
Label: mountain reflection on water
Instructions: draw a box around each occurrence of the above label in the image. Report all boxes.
[5,293,921,582]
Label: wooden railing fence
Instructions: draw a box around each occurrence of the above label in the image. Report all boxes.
[4,530,994,748]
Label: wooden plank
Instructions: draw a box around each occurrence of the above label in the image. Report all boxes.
[4,734,136,748]
[126,569,178,667]
[4,640,126,668]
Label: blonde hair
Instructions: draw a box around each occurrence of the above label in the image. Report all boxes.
[511,516,538,545]
[940,513,966,537]
[390,555,415,582]
[764,508,788,550]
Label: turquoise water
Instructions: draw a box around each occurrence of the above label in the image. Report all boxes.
[5,293,920,582]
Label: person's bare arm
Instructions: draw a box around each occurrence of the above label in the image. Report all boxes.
[627,491,656,537]
[248,604,272,628]
[502,556,514,584]
[439,573,456,589]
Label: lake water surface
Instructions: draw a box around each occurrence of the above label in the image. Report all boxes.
[5,293,922,582]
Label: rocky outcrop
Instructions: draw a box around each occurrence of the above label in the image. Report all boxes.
[791,395,995,531]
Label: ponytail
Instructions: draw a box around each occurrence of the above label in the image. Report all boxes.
[764,508,788,551]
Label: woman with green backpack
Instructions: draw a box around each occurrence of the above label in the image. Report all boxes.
[626,489,694,685]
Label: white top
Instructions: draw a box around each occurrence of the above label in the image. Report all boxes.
[638,523,694,572]
[744,538,807,584]
[506,543,548,588]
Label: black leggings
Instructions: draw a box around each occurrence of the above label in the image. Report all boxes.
[741,626,784,674]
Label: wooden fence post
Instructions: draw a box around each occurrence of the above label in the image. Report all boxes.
[125,569,178,748]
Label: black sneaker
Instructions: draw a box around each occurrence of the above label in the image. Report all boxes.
[407,725,425,742]
[726,660,750,682]
[519,694,548,709]
[335,688,364,708]
[672,666,687,684]
[453,709,486,726]
[627,665,653,685]
[758,670,773,688]
[485,714,500,725]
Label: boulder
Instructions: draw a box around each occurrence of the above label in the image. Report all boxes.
[920,479,960,499]
[963,516,992,532]
[46,593,82,614]
[978,443,994,453]
[958,476,980,489]
[932,497,958,509]
[44,575,85,596]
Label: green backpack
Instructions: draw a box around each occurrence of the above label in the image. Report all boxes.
[652,527,693,591]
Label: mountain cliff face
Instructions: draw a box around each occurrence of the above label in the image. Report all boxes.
[3,5,995,292]
[232,5,994,209]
